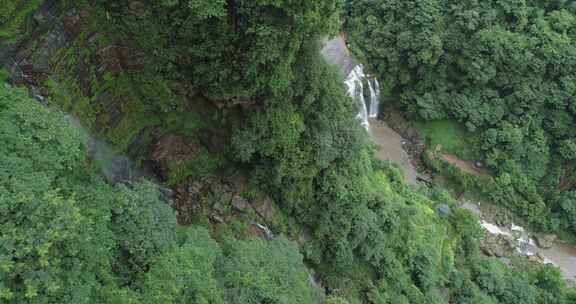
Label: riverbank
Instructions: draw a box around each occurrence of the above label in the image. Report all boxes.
[369,118,418,185]
[326,32,576,284]
[378,101,576,282]
[463,201,576,282]
[322,35,421,185]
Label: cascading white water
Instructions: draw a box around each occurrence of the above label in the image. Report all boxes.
[64,115,142,184]
[345,65,369,130]
[344,64,381,130]
[368,78,381,118]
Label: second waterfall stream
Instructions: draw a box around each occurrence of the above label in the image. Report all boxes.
[344,64,381,130]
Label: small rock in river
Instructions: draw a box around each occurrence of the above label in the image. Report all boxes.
[535,234,557,249]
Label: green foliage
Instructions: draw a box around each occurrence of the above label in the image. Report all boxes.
[140,228,225,304]
[0,69,9,83]
[186,0,227,18]
[0,0,45,43]
[346,0,576,236]
[326,296,351,304]
[220,236,319,304]
[0,0,17,24]
[0,84,117,303]
[105,0,342,101]
[111,183,178,282]
[5,2,576,304]
[415,119,481,160]
[0,84,322,303]
[168,150,224,186]
[559,139,576,160]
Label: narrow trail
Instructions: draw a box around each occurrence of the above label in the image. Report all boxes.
[439,153,490,177]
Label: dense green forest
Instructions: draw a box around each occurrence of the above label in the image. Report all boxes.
[1,0,576,303]
[346,0,576,236]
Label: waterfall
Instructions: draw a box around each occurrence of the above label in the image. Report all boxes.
[344,64,381,130]
[87,138,142,184]
[345,65,370,130]
[253,222,274,241]
[64,115,143,184]
[368,78,381,118]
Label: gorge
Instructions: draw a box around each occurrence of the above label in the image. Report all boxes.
[323,33,576,283]
[2,1,576,303]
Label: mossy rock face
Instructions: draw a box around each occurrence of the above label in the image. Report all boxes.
[1,1,229,191]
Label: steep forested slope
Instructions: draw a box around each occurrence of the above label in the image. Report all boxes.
[0,84,322,303]
[2,1,576,303]
[346,0,576,236]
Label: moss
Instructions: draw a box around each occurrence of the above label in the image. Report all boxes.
[107,101,159,150]
[7,0,211,157]
[374,170,393,195]
[163,110,203,138]
[0,69,9,83]
[43,77,74,111]
[167,151,225,186]
[0,0,18,24]
[0,0,45,44]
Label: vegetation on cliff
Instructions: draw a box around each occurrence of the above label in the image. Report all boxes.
[346,0,576,237]
[2,1,576,303]
[0,84,320,303]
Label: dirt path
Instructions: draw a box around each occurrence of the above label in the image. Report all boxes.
[439,153,489,177]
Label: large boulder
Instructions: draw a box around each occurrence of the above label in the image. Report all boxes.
[252,196,276,222]
[481,234,515,257]
[150,134,200,180]
[534,234,557,249]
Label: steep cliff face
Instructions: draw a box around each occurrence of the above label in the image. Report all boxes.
[0,1,274,228]
[2,1,230,179]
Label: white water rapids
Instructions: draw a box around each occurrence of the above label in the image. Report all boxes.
[322,35,576,282]
[344,64,381,130]
[463,202,576,282]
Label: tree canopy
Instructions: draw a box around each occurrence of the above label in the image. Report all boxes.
[346,0,576,234]
[3,1,576,303]
[0,84,319,303]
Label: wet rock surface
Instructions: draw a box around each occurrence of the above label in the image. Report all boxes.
[1,2,285,250]
[535,234,557,249]
[463,201,576,281]
[150,134,200,180]
[321,35,357,77]
[322,36,421,185]
[482,234,516,258]
[172,170,280,241]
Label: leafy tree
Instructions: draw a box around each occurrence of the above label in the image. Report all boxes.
[0,85,120,303]
[0,84,322,303]
[220,236,319,304]
[140,228,224,304]
[345,0,576,234]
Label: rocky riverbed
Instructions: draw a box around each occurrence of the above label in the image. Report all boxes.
[463,202,576,282]
[322,33,576,284]
[322,36,420,185]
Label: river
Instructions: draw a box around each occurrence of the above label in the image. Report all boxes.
[463,202,576,282]
[322,34,576,283]
[321,35,419,184]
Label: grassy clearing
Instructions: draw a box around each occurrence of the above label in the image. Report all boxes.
[414,119,481,161]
